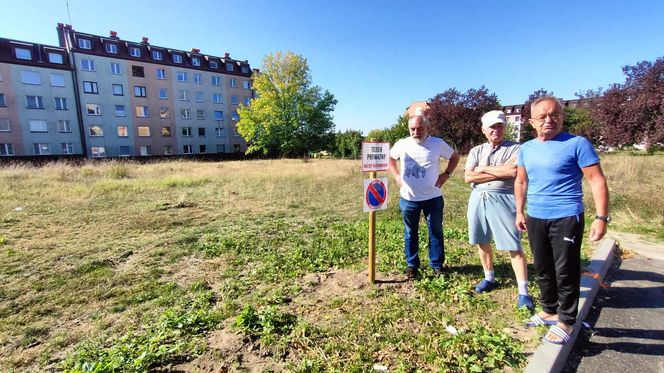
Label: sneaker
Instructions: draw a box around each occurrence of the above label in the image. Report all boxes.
[474,279,498,293]
[433,268,444,277]
[518,295,534,310]
[405,266,418,280]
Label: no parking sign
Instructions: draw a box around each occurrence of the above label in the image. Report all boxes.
[364,178,388,212]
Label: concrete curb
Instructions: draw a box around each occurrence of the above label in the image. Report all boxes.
[525,238,617,373]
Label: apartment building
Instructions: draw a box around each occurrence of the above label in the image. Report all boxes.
[0,37,81,156]
[0,25,254,158]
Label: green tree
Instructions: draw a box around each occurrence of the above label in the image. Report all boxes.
[564,106,601,145]
[333,130,364,158]
[366,114,410,144]
[237,51,337,157]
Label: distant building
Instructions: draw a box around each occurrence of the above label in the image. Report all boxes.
[0,24,255,158]
[405,101,428,117]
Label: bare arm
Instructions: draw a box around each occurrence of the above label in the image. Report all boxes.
[464,163,517,184]
[582,163,610,241]
[388,157,402,187]
[436,150,460,187]
[514,165,528,231]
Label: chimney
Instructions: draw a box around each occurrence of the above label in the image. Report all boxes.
[110,31,118,39]
[224,52,230,59]
[191,48,200,54]
[141,37,149,44]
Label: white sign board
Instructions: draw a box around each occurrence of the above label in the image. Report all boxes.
[362,142,390,172]
[364,178,388,212]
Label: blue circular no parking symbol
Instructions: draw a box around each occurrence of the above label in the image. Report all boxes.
[365,179,387,209]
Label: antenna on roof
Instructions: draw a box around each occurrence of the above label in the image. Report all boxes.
[66,0,73,26]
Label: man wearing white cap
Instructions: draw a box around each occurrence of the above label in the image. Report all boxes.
[464,110,533,309]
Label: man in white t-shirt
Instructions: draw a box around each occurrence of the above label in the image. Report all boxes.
[388,114,460,279]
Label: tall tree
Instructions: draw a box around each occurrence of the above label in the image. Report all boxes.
[366,114,410,144]
[592,57,664,150]
[334,130,364,158]
[425,86,500,153]
[236,51,337,157]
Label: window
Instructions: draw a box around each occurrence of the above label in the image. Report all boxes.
[119,146,131,156]
[87,103,101,115]
[117,125,128,137]
[83,81,99,93]
[0,119,10,131]
[163,145,173,155]
[29,120,48,132]
[105,43,118,54]
[51,74,65,87]
[111,62,121,74]
[183,145,193,154]
[134,86,147,97]
[515,115,521,122]
[160,107,170,119]
[112,84,123,96]
[61,143,74,154]
[231,111,239,121]
[516,108,521,113]
[140,145,152,156]
[33,143,51,155]
[54,97,68,110]
[215,127,225,137]
[152,50,162,60]
[115,105,126,117]
[243,80,251,89]
[193,73,202,84]
[15,48,32,60]
[173,54,183,64]
[89,125,103,136]
[26,95,44,109]
[241,65,250,74]
[57,120,71,133]
[231,96,239,105]
[129,47,141,57]
[21,71,41,85]
[197,110,205,120]
[181,108,191,119]
[181,127,192,137]
[234,144,241,152]
[162,126,171,137]
[80,59,96,71]
[198,127,206,137]
[211,76,222,86]
[226,62,234,71]
[233,128,241,137]
[135,106,149,117]
[156,69,166,79]
[159,88,168,100]
[0,94,4,107]
[137,126,151,137]
[177,71,188,82]
[209,60,218,69]
[214,111,224,121]
[1,144,15,156]
[230,78,237,88]
[179,89,189,101]
[199,145,207,153]
[243,97,251,105]
[91,146,106,158]
[195,91,204,102]
[48,52,64,64]
[192,57,201,66]
[212,93,223,104]
[78,39,91,49]
[216,144,225,153]
[506,108,512,114]
[132,65,145,77]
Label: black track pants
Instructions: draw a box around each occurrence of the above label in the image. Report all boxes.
[527,214,585,326]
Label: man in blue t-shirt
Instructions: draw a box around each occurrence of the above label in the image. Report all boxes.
[515,96,609,345]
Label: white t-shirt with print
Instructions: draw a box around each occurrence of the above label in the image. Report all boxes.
[390,136,455,201]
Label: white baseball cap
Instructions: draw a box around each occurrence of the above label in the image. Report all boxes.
[481,110,506,128]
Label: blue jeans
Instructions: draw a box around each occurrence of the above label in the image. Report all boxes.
[399,196,445,270]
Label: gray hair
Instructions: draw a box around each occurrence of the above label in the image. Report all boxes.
[530,95,563,113]
[408,114,430,127]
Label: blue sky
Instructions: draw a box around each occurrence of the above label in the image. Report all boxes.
[2,0,662,134]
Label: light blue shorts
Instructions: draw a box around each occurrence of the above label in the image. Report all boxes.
[467,189,522,251]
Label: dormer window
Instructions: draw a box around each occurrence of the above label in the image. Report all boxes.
[173,54,183,64]
[209,60,218,69]
[48,52,64,64]
[129,47,141,57]
[192,57,201,66]
[15,47,32,60]
[241,65,249,74]
[78,39,92,49]
[152,50,162,60]
[225,62,234,72]
[105,43,118,54]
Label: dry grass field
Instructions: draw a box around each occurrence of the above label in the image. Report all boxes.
[0,154,661,372]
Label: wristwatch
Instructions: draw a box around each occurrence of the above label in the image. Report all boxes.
[443,171,452,177]
[595,215,612,223]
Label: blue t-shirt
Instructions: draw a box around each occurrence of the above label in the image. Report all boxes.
[517,132,600,219]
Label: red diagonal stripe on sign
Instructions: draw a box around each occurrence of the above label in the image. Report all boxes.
[368,182,385,205]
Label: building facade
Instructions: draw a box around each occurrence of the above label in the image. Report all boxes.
[0,24,254,158]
